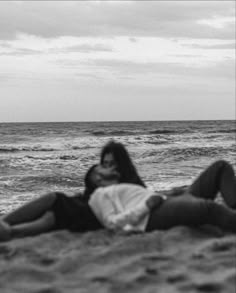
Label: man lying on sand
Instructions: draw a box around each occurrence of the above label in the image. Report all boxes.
[87,162,236,233]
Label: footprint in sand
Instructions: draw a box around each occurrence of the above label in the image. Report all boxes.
[194,282,222,292]
[145,267,159,276]
[181,281,223,293]
[167,273,187,284]
[209,240,235,253]
[143,254,171,262]
[91,276,110,283]
[0,245,16,259]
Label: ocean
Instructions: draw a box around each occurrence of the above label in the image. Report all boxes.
[0,120,235,214]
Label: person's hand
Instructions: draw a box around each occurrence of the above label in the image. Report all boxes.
[165,185,188,197]
[146,195,164,211]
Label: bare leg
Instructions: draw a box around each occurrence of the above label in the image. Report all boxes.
[11,211,56,238]
[0,211,56,241]
[2,192,57,225]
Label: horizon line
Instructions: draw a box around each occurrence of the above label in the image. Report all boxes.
[0,119,235,124]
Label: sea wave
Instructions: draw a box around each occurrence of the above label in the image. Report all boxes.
[149,130,182,135]
[13,174,83,191]
[165,146,226,159]
[59,155,79,160]
[91,130,138,136]
[71,145,95,150]
[91,128,193,137]
[146,140,169,145]
[25,155,56,161]
[142,146,228,161]
[1,120,234,214]
[0,145,57,153]
[207,129,236,134]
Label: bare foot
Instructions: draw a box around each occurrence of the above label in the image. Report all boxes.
[0,220,12,241]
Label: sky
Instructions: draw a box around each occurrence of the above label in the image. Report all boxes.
[0,1,235,122]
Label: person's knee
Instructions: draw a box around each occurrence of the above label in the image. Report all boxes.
[42,211,56,228]
[42,192,58,205]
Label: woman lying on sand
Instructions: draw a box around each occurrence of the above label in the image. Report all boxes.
[87,160,236,233]
[0,141,144,241]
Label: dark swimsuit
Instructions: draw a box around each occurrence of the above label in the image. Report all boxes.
[51,192,102,232]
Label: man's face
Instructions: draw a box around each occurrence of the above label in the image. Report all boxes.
[91,165,119,188]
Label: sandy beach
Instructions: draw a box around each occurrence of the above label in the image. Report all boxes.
[0,121,235,292]
[0,226,235,293]
[1,0,235,291]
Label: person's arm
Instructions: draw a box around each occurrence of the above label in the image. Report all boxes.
[102,194,166,230]
[89,191,149,231]
[105,200,149,230]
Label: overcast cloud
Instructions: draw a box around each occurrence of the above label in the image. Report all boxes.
[0,1,234,39]
[0,1,235,122]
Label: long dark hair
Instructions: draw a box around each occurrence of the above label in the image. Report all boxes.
[82,164,98,201]
[100,140,146,187]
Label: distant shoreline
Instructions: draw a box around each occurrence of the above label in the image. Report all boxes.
[0,119,235,124]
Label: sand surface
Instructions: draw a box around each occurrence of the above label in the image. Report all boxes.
[0,227,235,293]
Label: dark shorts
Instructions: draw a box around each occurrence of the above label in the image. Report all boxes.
[51,192,102,232]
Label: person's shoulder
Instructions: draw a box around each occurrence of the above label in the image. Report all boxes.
[117,183,137,188]
[118,183,145,191]
[92,186,113,198]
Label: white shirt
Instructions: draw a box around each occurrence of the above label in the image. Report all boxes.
[89,183,156,232]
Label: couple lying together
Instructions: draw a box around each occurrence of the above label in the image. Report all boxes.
[0,140,236,241]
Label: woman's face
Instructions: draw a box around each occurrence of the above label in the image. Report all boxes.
[102,153,117,169]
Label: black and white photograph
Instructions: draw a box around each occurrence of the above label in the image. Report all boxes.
[0,1,235,292]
